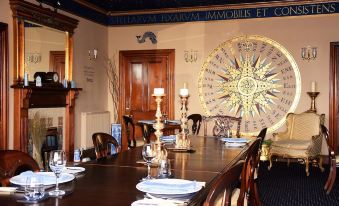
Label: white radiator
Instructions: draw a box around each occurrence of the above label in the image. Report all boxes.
[80,111,110,149]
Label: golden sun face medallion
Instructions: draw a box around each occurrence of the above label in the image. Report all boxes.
[198,35,301,136]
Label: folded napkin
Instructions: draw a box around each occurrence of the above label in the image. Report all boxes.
[0,187,17,195]
[225,142,248,147]
[137,179,204,194]
[18,171,56,184]
[131,198,177,206]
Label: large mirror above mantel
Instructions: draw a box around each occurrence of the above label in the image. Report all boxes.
[10,0,80,161]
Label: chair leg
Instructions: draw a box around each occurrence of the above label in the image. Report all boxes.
[305,158,310,176]
[325,159,336,194]
[318,156,325,172]
[268,155,273,170]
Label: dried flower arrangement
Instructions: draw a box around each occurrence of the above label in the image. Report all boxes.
[28,111,46,168]
[107,55,119,123]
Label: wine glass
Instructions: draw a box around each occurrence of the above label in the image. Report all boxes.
[142,143,157,180]
[49,150,66,196]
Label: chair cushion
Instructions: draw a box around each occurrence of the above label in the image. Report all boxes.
[289,113,321,141]
[271,139,312,150]
[270,145,308,157]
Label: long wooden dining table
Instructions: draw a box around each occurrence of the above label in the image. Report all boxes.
[0,136,252,206]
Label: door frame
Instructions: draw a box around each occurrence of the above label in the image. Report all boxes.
[0,22,9,149]
[329,42,339,151]
[119,49,175,149]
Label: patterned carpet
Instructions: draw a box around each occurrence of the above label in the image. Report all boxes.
[257,161,339,206]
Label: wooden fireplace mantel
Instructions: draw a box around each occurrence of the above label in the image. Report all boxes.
[11,83,82,161]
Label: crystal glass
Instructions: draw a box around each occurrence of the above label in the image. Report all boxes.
[49,150,66,196]
[24,175,45,201]
[142,143,157,180]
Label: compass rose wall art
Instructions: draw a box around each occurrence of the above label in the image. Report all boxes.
[198,35,301,136]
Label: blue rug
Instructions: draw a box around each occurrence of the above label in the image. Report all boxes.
[258,161,339,206]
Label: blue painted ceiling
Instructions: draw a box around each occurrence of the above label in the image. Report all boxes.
[81,0,280,12]
[39,0,300,25]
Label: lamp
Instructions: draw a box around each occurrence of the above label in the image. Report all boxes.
[301,46,317,61]
[88,49,98,60]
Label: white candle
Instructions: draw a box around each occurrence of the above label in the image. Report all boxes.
[183,82,187,89]
[180,88,189,96]
[311,81,316,92]
[154,88,164,95]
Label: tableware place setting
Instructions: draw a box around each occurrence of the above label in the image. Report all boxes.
[133,179,205,206]
[220,137,251,147]
[132,141,204,206]
[8,150,82,203]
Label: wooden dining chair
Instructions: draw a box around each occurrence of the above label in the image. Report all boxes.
[123,115,136,148]
[0,150,40,186]
[203,115,242,137]
[187,114,202,135]
[204,161,244,206]
[321,125,336,194]
[92,132,121,159]
[238,138,262,206]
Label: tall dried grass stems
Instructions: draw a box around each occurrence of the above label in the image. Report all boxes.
[107,56,119,123]
[29,112,46,168]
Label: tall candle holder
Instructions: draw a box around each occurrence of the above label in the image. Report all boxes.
[176,94,190,148]
[306,92,319,113]
[152,93,166,164]
[152,94,165,143]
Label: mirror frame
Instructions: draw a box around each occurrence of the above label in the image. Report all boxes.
[10,0,79,160]
[10,0,78,83]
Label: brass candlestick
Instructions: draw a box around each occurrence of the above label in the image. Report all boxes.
[306,92,319,113]
[152,94,165,163]
[152,94,165,143]
[176,94,190,148]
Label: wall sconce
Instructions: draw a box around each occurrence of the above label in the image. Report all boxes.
[88,49,98,60]
[184,49,198,63]
[301,46,317,61]
[25,52,42,64]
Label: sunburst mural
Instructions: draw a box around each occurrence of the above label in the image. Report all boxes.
[198,35,301,136]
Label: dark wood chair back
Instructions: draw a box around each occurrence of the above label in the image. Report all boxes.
[41,127,59,171]
[0,150,40,186]
[187,114,202,135]
[322,125,336,194]
[203,115,242,137]
[204,161,244,206]
[238,138,262,206]
[92,132,121,159]
[123,115,136,148]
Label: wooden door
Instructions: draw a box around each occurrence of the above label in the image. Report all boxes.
[49,51,65,82]
[330,42,339,151]
[0,23,8,149]
[119,50,175,149]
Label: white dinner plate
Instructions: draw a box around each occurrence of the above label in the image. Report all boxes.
[136,179,202,195]
[225,142,248,147]
[10,171,75,186]
[64,166,86,174]
[220,137,250,143]
[131,199,176,206]
[166,120,181,124]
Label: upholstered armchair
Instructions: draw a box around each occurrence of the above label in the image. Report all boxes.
[269,112,325,176]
